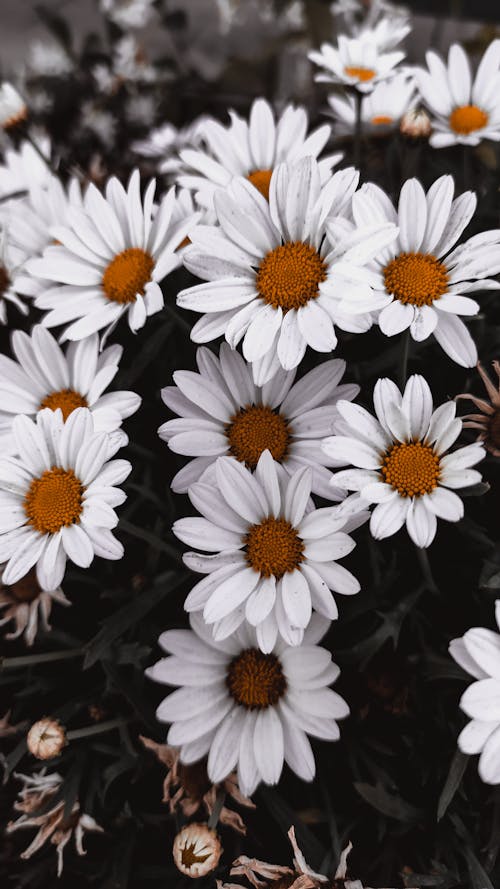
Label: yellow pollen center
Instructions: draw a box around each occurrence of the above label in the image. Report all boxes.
[226,648,287,709]
[6,568,41,603]
[39,389,88,421]
[226,405,290,469]
[257,241,327,312]
[180,843,211,868]
[102,247,154,304]
[247,168,273,201]
[344,65,376,82]
[371,114,393,126]
[381,442,440,497]
[24,467,85,534]
[449,104,488,135]
[245,517,304,578]
[384,252,449,307]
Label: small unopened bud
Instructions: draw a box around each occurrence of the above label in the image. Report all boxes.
[0,83,28,131]
[173,822,222,878]
[27,717,66,760]
[400,108,432,140]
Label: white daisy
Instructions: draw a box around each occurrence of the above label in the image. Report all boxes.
[415,40,500,148]
[327,73,417,136]
[0,564,69,647]
[26,169,199,342]
[449,601,500,785]
[177,156,399,384]
[175,97,342,210]
[27,41,73,77]
[0,407,131,590]
[100,0,156,29]
[159,343,359,498]
[339,175,500,368]
[324,374,485,548]
[0,136,53,203]
[0,229,28,325]
[146,610,349,796]
[173,450,362,651]
[0,326,141,456]
[308,34,405,94]
[0,83,28,131]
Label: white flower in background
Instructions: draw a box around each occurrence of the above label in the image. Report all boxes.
[125,95,157,127]
[415,41,500,148]
[0,137,53,202]
[173,450,361,650]
[27,170,199,341]
[0,408,131,590]
[0,83,28,130]
[339,175,500,367]
[27,41,73,77]
[449,601,500,785]
[159,343,359,498]
[325,374,485,548]
[0,565,69,647]
[178,157,398,385]
[176,97,342,210]
[100,0,156,29]
[359,15,411,53]
[146,611,349,796]
[0,326,141,456]
[79,101,117,148]
[309,34,405,94]
[6,770,103,877]
[0,230,28,324]
[6,174,83,300]
[328,73,417,136]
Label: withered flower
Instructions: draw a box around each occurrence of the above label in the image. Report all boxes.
[27,718,67,761]
[457,361,500,456]
[0,565,70,647]
[173,822,222,878]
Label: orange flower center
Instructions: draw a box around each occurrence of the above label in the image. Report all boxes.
[226,648,287,709]
[102,247,154,304]
[257,241,327,312]
[245,517,304,578]
[247,168,273,201]
[226,405,290,469]
[39,389,88,421]
[3,107,28,131]
[449,104,488,135]
[383,252,449,307]
[344,66,376,82]
[5,568,41,603]
[371,114,393,126]
[381,442,440,497]
[24,467,85,534]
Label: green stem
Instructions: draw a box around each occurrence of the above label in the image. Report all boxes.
[207,788,226,830]
[1,647,85,670]
[416,546,438,594]
[398,328,410,390]
[66,718,129,742]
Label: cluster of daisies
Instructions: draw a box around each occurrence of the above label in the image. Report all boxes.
[2,0,500,882]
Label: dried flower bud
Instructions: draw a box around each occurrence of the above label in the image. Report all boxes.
[0,83,28,131]
[400,108,432,140]
[27,718,66,760]
[173,822,222,878]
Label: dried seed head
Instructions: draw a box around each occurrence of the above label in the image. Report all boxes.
[27,718,66,760]
[173,822,222,878]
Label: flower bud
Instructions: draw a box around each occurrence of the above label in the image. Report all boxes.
[27,717,66,760]
[400,108,432,140]
[173,822,222,878]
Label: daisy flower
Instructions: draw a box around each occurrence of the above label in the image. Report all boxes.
[0,408,131,590]
[0,137,52,202]
[146,611,349,797]
[0,229,28,324]
[173,450,361,651]
[0,83,28,131]
[327,73,417,136]
[26,170,199,341]
[100,0,156,29]
[308,34,405,94]
[324,374,485,548]
[159,343,359,498]
[340,175,500,367]
[449,601,500,784]
[0,326,141,456]
[0,565,69,647]
[457,361,500,456]
[175,97,342,209]
[177,157,399,384]
[415,41,500,148]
